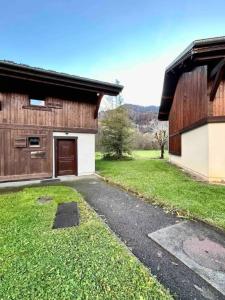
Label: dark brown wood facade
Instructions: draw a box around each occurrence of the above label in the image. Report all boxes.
[0,61,123,182]
[0,93,98,129]
[168,66,225,155]
[168,66,208,155]
[0,93,97,181]
[159,37,225,156]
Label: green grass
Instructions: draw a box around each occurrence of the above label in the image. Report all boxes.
[96,150,225,231]
[132,150,168,159]
[0,185,171,300]
[95,150,168,160]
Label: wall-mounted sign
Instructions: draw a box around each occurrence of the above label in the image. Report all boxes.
[31,151,47,159]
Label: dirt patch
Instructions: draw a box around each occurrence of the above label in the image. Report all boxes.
[37,196,53,204]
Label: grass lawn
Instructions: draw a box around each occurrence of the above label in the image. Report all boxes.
[0,185,171,300]
[95,150,168,160]
[96,150,225,231]
[132,150,168,160]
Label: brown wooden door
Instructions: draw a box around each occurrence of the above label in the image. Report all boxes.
[56,139,77,176]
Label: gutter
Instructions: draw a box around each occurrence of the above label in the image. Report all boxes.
[166,36,225,72]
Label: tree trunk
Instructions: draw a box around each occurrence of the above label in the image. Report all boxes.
[116,146,122,159]
[118,148,122,159]
[160,144,164,159]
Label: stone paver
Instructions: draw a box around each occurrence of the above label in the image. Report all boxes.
[148,221,225,296]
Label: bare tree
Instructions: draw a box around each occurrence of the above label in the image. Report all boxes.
[154,125,168,159]
[114,79,123,107]
[102,79,123,111]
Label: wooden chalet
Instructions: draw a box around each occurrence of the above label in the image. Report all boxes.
[0,60,122,182]
[159,36,225,182]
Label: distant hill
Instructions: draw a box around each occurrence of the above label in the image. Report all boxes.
[122,104,159,113]
[99,103,165,133]
[122,104,161,133]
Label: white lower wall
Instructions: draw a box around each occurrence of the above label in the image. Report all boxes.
[53,132,95,176]
[170,123,225,182]
[208,123,225,181]
[170,124,209,180]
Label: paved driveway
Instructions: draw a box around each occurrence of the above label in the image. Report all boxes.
[68,176,224,300]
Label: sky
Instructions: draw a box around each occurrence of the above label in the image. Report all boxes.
[1,0,225,107]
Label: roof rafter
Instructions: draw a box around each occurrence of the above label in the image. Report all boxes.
[210,58,225,79]
[94,93,104,119]
[210,60,225,101]
[158,37,225,120]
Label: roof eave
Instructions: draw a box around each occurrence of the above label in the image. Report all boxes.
[158,36,225,121]
[0,60,123,96]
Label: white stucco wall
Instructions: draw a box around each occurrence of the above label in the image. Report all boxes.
[208,123,225,181]
[169,124,209,180]
[170,123,225,182]
[53,132,95,176]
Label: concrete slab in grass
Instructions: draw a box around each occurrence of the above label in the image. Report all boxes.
[148,221,225,297]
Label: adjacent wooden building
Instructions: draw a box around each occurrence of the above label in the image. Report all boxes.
[0,60,122,182]
[159,37,225,182]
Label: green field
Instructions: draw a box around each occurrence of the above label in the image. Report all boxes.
[132,150,169,159]
[96,150,168,160]
[0,185,171,300]
[96,150,225,231]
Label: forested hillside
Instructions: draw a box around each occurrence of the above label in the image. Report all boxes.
[122,104,160,133]
[98,103,168,150]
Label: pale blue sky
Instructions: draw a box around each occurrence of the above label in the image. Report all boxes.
[1,0,225,105]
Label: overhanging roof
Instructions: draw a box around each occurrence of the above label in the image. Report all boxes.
[158,36,225,120]
[0,60,123,97]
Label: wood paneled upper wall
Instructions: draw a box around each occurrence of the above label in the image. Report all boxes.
[169,66,208,155]
[0,93,97,129]
[169,66,208,136]
[211,75,225,116]
[168,65,225,156]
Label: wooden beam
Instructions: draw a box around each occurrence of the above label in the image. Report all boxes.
[162,96,173,100]
[158,111,169,115]
[210,58,225,79]
[0,123,98,133]
[94,93,104,119]
[210,63,225,101]
[194,55,225,62]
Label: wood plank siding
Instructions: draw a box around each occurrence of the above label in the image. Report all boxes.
[169,66,208,155]
[0,128,52,181]
[0,93,97,181]
[211,74,225,116]
[159,38,225,157]
[0,93,97,129]
[0,60,123,182]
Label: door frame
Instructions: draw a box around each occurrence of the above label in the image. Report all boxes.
[54,136,78,177]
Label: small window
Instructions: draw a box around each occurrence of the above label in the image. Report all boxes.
[28,137,40,147]
[30,99,45,107]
